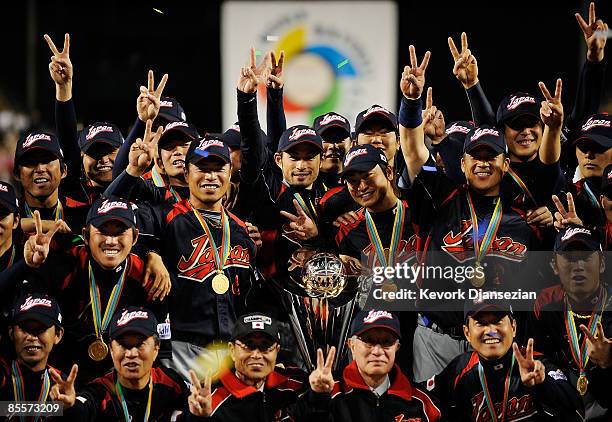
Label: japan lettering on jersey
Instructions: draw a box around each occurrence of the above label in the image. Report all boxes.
[177,235,251,282]
[441,219,527,263]
[471,392,536,422]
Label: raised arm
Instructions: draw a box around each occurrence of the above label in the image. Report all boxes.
[538,79,564,164]
[399,45,431,183]
[105,120,163,200]
[266,50,287,153]
[237,48,272,182]
[568,2,608,128]
[448,32,495,125]
[45,33,81,183]
[113,70,168,178]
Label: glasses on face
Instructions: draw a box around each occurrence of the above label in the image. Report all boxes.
[235,340,278,354]
[356,335,398,350]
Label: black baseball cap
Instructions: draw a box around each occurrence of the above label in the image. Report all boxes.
[313,112,351,140]
[277,125,323,153]
[463,125,508,155]
[79,122,124,154]
[602,164,612,194]
[186,134,231,165]
[12,294,62,329]
[220,123,241,150]
[354,105,398,135]
[445,121,475,144]
[231,312,280,343]
[496,92,540,127]
[86,196,137,229]
[342,144,388,176]
[554,225,602,252]
[110,307,159,340]
[573,114,612,150]
[159,121,200,150]
[0,181,18,214]
[350,309,401,339]
[158,96,187,123]
[464,298,513,323]
[14,131,64,170]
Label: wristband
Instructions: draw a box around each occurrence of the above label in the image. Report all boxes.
[399,96,423,128]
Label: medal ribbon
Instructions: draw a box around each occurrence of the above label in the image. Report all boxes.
[89,261,127,339]
[150,166,166,188]
[583,180,603,211]
[116,372,153,422]
[478,354,515,422]
[282,180,317,220]
[466,192,503,265]
[507,168,537,207]
[11,360,50,422]
[4,245,15,270]
[191,203,231,274]
[24,201,63,222]
[564,289,607,379]
[151,166,181,203]
[364,200,404,267]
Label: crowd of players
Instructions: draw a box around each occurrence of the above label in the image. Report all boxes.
[0,3,610,421]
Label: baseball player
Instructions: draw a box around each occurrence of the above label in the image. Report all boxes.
[106,127,259,380]
[429,299,584,421]
[22,197,170,383]
[55,306,202,421]
[399,45,540,381]
[530,226,612,419]
[0,294,65,410]
[45,33,126,206]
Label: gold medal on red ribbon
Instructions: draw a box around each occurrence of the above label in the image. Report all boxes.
[191,203,232,296]
[212,272,230,295]
[88,338,109,361]
[577,375,588,395]
[471,263,486,288]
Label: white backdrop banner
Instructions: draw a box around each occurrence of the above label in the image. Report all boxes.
[221,1,398,132]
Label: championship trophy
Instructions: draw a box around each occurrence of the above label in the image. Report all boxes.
[274,251,359,371]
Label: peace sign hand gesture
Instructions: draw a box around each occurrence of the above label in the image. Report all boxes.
[24,211,63,268]
[267,50,285,89]
[552,192,583,231]
[44,33,73,101]
[309,347,336,393]
[422,87,446,144]
[127,119,163,177]
[448,32,479,89]
[279,199,319,241]
[580,322,612,369]
[576,2,608,63]
[238,48,272,93]
[49,364,78,409]
[400,45,431,100]
[188,369,213,417]
[513,339,545,387]
[137,70,169,122]
[538,79,564,130]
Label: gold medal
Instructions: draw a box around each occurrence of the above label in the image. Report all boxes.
[381,280,397,301]
[577,375,588,395]
[88,338,109,361]
[471,263,486,288]
[212,272,230,295]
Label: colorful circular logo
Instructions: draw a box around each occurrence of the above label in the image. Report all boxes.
[267,25,357,123]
